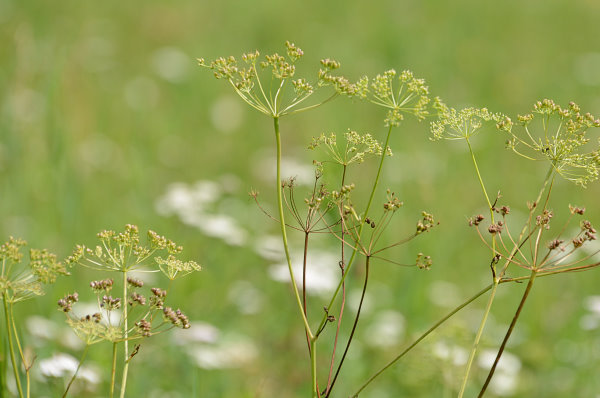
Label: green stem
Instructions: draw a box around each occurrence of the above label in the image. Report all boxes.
[310,338,319,398]
[458,282,498,398]
[119,272,129,398]
[273,117,313,339]
[478,270,537,397]
[326,256,370,398]
[9,310,29,398]
[110,342,117,398]
[352,283,493,397]
[2,294,23,398]
[466,138,496,256]
[352,264,600,397]
[319,124,394,330]
[62,345,89,398]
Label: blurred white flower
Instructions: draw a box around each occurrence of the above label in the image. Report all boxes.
[26,316,59,341]
[580,296,600,330]
[268,250,339,295]
[197,214,247,246]
[172,321,220,345]
[254,235,285,261]
[428,280,461,308]
[155,179,248,246]
[228,280,264,314]
[38,353,100,384]
[432,341,468,366]
[365,310,405,348]
[477,349,521,396]
[188,333,258,370]
[253,153,316,186]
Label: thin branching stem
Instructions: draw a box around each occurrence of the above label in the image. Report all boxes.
[326,256,370,397]
[62,345,89,398]
[325,165,348,395]
[273,117,313,339]
[319,124,394,332]
[2,294,23,398]
[353,283,494,397]
[119,271,130,398]
[478,270,537,397]
[110,342,117,398]
[9,308,30,398]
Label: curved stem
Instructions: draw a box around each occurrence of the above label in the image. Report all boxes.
[9,310,30,398]
[478,270,537,397]
[2,295,23,398]
[352,283,493,397]
[62,345,89,398]
[273,117,313,339]
[119,272,129,398]
[326,257,370,398]
[325,166,348,394]
[458,282,498,398]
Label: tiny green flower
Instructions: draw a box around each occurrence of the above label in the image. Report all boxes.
[1,237,68,303]
[430,97,509,141]
[308,130,390,166]
[505,99,600,186]
[65,224,198,274]
[199,41,361,117]
[362,69,431,125]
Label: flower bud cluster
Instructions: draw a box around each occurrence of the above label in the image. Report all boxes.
[163,307,191,329]
[468,214,485,227]
[535,210,553,229]
[488,222,504,234]
[136,319,152,337]
[80,313,102,323]
[58,292,79,312]
[129,292,146,306]
[416,212,437,234]
[101,295,121,310]
[416,253,432,270]
[127,277,144,288]
[90,278,113,292]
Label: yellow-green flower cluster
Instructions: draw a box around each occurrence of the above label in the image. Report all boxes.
[155,255,202,281]
[65,225,198,278]
[1,237,68,303]
[199,42,361,117]
[362,69,431,126]
[430,97,510,141]
[308,130,390,166]
[506,99,600,186]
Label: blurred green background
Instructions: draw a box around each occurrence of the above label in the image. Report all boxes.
[1,0,600,397]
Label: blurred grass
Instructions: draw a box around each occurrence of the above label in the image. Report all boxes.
[1,0,600,396]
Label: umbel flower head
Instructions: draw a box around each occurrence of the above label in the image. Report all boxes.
[504,99,600,187]
[430,97,512,141]
[198,41,361,117]
[308,130,391,166]
[359,69,431,126]
[1,237,69,303]
[65,224,201,278]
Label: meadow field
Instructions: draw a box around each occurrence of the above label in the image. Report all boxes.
[1,1,600,396]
